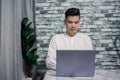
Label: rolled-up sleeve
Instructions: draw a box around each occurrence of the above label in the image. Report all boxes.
[46,37,56,70]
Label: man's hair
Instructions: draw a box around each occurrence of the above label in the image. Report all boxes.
[65,8,80,18]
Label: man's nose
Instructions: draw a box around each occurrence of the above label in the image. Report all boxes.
[71,23,75,27]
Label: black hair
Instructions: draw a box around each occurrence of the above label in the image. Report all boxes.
[65,8,80,18]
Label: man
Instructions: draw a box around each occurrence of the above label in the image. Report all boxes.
[46,8,93,70]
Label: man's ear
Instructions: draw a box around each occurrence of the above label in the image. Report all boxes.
[64,19,66,24]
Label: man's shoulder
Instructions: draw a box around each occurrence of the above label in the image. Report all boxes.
[52,33,64,39]
[78,33,91,38]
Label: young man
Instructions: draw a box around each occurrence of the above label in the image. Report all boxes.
[46,8,93,70]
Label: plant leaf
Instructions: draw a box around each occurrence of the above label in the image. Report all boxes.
[22,17,29,26]
[27,51,39,62]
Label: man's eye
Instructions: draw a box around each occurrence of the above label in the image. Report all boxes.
[75,22,79,24]
[68,21,72,23]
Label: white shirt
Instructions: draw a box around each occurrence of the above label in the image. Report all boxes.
[46,33,93,70]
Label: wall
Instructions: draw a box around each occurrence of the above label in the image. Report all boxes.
[35,0,120,75]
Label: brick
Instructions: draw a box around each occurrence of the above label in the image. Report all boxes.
[84,0,93,2]
[100,40,113,43]
[106,0,117,1]
[43,14,52,17]
[35,0,46,3]
[41,36,50,39]
[95,47,105,51]
[47,0,56,2]
[36,3,50,6]
[74,0,84,2]
[105,47,114,51]
[54,7,64,10]
[40,10,48,14]
[66,0,74,2]
[40,44,49,47]
[113,14,120,17]
[57,0,66,2]
[36,7,44,11]
[37,44,40,47]
[96,55,104,58]
[102,62,113,65]
[36,25,47,28]
[95,14,105,17]
[94,21,103,24]
[52,14,61,17]
[107,18,118,21]
[43,7,55,10]
[35,11,40,14]
[101,29,112,31]
[80,29,90,32]
[98,6,114,9]
[117,18,120,20]
[108,51,117,54]
[61,3,70,6]
[48,10,58,13]
[36,15,43,18]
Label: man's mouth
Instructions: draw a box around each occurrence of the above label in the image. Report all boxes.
[70,29,76,31]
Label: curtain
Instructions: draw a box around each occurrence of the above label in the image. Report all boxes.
[0,0,34,80]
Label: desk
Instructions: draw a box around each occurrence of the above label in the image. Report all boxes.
[43,70,120,80]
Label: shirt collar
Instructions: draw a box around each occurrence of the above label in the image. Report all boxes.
[64,32,78,38]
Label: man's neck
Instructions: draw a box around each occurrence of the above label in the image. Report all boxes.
[66,31,77,37]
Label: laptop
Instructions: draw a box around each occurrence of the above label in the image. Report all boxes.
[56,50,96,77]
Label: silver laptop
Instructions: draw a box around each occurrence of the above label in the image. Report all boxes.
[56,50,96,77]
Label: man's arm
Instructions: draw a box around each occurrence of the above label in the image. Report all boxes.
[46,37,56,70]
[85,36,94,50]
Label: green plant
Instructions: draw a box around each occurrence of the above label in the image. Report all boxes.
[21,17,39,66]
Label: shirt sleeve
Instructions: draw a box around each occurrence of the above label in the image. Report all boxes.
[85,36,94,50]
[46,36,56,70]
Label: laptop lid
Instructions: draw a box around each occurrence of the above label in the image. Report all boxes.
[56,50,96,77]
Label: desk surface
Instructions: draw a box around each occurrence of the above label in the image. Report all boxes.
[43,70,120,80]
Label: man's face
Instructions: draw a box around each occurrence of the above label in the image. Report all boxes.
[64,15,80,34]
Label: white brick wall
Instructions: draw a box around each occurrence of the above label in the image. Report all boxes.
[35,0,120,71]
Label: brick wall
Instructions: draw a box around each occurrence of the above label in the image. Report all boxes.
[35,0,120,73]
